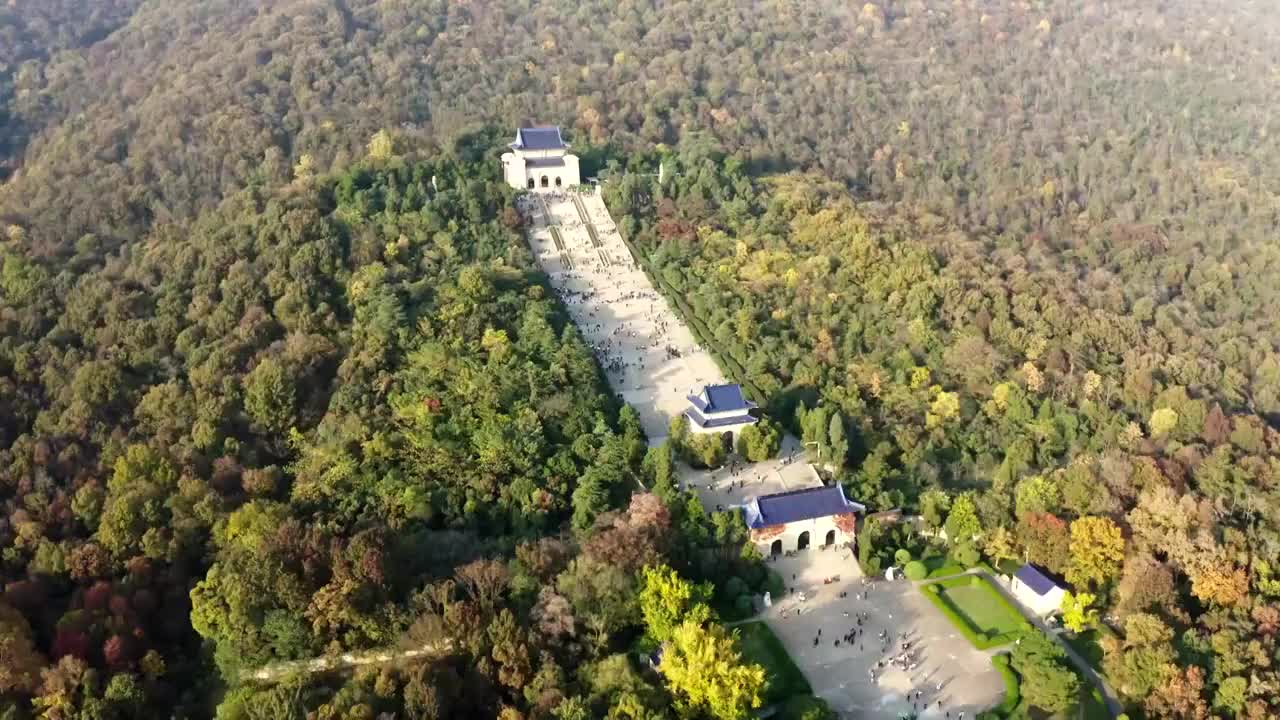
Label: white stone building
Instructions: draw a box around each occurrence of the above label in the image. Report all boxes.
[1009,563,1066,616]
[743,485,866,558]
[685,383,758,439]
[501,127,581,191]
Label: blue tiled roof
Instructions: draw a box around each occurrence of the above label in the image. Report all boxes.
[512,127,566,150]
[685,408,756,429]
[1014,564,1060,596]
[688,384,756,414]
[742,485,865,529]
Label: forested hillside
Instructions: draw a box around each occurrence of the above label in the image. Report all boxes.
[3,0,1278,258]
[3,0,1280,718]
[0,0,143,180]
[606,142,1280,718]
[0,135,776,717]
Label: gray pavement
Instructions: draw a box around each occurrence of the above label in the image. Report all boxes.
[521,190,723,443]
[763,560,1005,718]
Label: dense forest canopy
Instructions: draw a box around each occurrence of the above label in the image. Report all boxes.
[3,0,1278,257]
[2,0,1280,718]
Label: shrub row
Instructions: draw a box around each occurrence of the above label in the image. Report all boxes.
[989,654,1021,717]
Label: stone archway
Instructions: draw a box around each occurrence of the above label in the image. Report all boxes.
[770,539,783,557]
[797,531,810,551]
[825,529,836,547]
[527,177,535,189]
[540,175,549,188]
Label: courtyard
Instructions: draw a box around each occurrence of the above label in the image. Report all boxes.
[762,553,1006,718]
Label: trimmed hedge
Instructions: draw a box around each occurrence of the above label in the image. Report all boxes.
[920,576,1030,650]
[990,655,1021,717]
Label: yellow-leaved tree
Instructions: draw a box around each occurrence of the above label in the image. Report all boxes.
[660,621,766,720]
[367,129,395,162]
[1066,516,1125,590]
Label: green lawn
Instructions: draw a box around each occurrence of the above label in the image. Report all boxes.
[922,576,1029,649]
[734,621,812,704]
[945,583,1024,636]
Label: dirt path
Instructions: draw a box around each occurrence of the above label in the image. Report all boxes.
[243,640,453,683]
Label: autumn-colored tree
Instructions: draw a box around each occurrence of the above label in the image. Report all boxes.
[1061,591,1099,633]
[1016,512,1070,574]
[660,621,766,720]
[1145,665,1210,720]
[1067,516,1125,590]
[531,588,576,641]
[0,600,45,694]
[1116,553,1178,618]
[982,527,1018,565]
[1103,613,1178,701]
[368,129,395,161]
[1189,562,1249,607]
[456,559,511,614]
[638,564,713,643]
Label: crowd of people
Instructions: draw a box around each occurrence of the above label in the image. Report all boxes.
[775,576,970,718]
[526,197,706,396]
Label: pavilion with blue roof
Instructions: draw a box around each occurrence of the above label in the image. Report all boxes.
[501,126,581,190]
[742,484,866,557]
[684,383,758,438]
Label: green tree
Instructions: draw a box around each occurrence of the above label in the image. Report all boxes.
[1213,676,1247,715]
[96,445,180,559]
[1011,632,1080,714]
[736,419,782,462]
[1149,407,1178,437]
[919,490,950,531]
[243,357,296,433]
[943,494,981,545]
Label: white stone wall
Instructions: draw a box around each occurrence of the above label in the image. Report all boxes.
[501,150,581,190]
[1010,577,1065,616]
[752,514,854,558]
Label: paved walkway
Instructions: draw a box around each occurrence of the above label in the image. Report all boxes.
[244,640,452,683]
[521,190,723,444]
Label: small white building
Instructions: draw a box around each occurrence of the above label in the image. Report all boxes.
[685,383,757,438]
[501,127,581,191]
[743,485,866,558]
[1009,563,1066,616]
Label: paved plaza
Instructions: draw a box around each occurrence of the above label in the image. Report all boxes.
[763,553,1005,717]
[520,189,1005,718]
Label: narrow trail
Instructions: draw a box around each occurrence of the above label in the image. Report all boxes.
[244,640,452,684]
